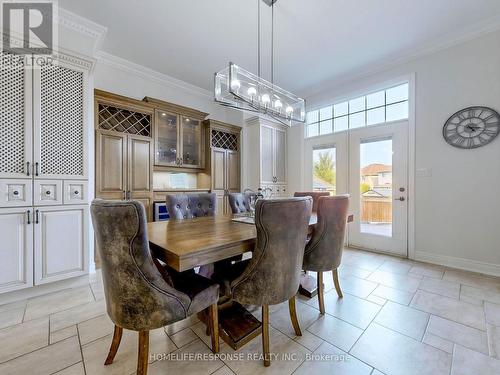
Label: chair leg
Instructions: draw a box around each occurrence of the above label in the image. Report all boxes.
[262,305,271,367]
[332,268,343,298]
[209,303,220,353]
[104,325,123,365]
[317,271,326,314]
[137,331,149,375]
[288,296,302,336]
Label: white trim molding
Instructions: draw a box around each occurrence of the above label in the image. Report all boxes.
[415,251,500,278]
[58,8,108,54]
[96,51,213,99]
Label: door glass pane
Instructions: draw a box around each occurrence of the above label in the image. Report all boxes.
[181,117,201,166]
[319,119,333,135]
[156,111,178,164]
[313,147,336,196]
[360,138,392,237]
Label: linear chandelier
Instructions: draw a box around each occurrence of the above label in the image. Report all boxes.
[214,0,306,126]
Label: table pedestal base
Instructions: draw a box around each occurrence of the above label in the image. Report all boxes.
[298,272,318,298]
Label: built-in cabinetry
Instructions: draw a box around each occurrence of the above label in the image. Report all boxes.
[143,97,208,170]
[246,117,288,197]
[202,120,241,215]
[94,90,154,220]
[0,52,91,294]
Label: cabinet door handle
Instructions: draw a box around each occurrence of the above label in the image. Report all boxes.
[122,190,126,200]
[35,162,39,176]
[26,210,31,225]
[179,157,183,165]
[35,209,39,224]
[26,162,30,176]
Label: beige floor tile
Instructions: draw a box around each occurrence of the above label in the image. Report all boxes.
[408,263,445,279]
[351,323,452,375]
[427,315,488,354]
[211,365,235,375]
[78,314,114,345]
[293,330,324,352]
[53,362,85,375]
[50,299,106,332]
[24,286,94,321]
[460,284,500,305]
[149,339,223,375]
[0,300,26,314]
[83,327,176,375]
[190,321,220,349]
[50,325,78,344]
[374,301,430,340]
[451,345,500,375]
[0,307,24,329]
[269,298,322,338]
[170,327,198,349]
[418,277,460,299]
[315,290,382,329]
[410,290,486,331]
[377,260,412,275]
[338,264,372,279]
[422,332,454,354]
[0,316,48,363]
[343,256,385,272]
[365,295,387,306]
[459,294,483,306]
[443,269,500,292]
[294,341,372,375]
[90,281,105,301]
[367,270,422,293]
[164,314,200,336]
[307,314,364,352]
[487,325,500,359]
[371,285,414,305]
[0,336,81,375]
[484,302,500,326]
[337,275,378,299]
[220,326,309,375]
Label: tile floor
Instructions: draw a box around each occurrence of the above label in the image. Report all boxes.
[1,248,500,374]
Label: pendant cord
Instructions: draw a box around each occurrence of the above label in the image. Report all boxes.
[271,1,274,86]
[257,0,261,79]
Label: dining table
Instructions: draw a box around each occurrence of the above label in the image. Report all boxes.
[147,212,353,350]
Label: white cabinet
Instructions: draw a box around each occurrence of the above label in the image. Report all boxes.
[34,206,88,284]
[246,117,288,197]
[0,53,92,294]
[0,208,33,293]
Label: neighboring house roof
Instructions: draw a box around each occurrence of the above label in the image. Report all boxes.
[313,175,335,190]
[363,187,392,198]
[361,163,392,176]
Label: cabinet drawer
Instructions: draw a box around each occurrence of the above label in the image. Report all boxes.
[0,179,33,207]
[64,180,88,205]
[34,180,63,206]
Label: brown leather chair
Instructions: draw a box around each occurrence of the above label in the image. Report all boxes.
[294,191,330,212]
[227,192,253,214]
[303,195,349,314]
[218,197,312,366]
[165,193,217,220]
[91,200,220,375]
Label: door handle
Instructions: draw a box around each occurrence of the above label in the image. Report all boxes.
[35,209,39,224]
[26,210,31,225]
[394,197,405,201]
[26,162,30,176]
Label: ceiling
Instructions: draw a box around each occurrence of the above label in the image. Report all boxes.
[60,0,500,97]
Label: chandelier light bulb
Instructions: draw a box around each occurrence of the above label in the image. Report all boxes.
[230,80,241,90]
[247,87,257,97]
[274,99,283,109]
[286,106,294,114]
[261,94,271,104]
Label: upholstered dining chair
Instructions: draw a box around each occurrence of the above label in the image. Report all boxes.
[293,191,330,212]
[227,192,253,214]
[303,195,349,314]
[165,192,217,220]
[90,200,220,375]
[217,197,312,366]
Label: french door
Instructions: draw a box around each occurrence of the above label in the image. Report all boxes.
[305,121,408,256]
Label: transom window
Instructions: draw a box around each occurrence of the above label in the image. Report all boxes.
[306,83,409,138]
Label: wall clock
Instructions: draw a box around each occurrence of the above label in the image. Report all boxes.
[443,106,500,149]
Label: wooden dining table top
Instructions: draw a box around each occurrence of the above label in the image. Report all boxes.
[148,213,353,272]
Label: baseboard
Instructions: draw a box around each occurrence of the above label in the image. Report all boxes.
[0,274,90,306]
[415,251,500,278]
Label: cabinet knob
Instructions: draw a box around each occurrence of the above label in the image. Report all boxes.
[74,190,79,195]
[13,190,19,196]
[45,190,51,195]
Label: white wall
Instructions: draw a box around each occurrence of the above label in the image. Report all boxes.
[289,30,500,275]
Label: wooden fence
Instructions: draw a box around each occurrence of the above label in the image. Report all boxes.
[361,197,392,223]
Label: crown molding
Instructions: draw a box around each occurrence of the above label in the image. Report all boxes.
[96,51,213,99]
[303,13,500,100]
[57,8,108,54]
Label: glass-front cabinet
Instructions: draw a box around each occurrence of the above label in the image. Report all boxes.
[145,97,207,169]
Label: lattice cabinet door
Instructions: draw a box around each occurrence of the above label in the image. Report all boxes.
[33,64,87,179]
[0,52,33,179]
